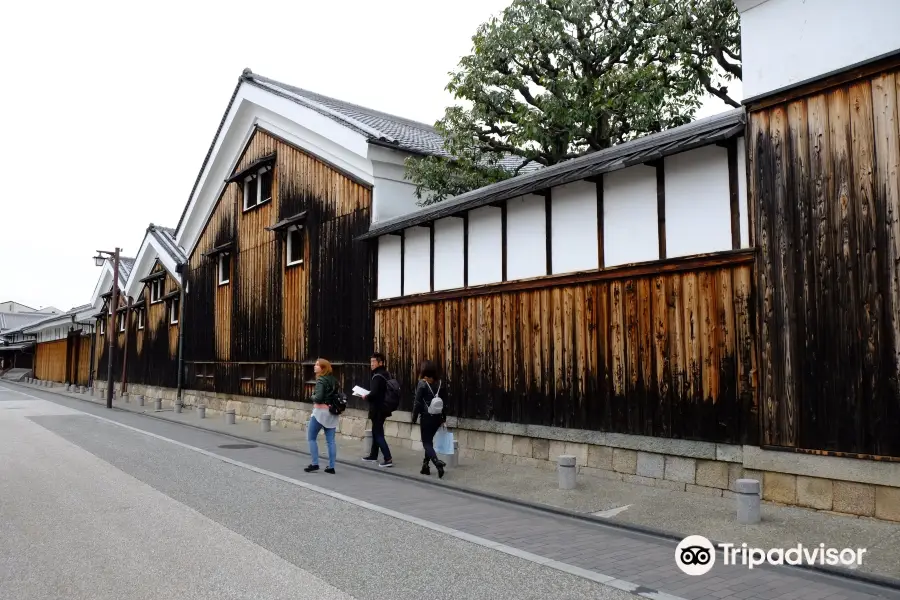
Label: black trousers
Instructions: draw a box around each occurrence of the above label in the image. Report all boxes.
[420,416,442,463]
[368,413,392,461]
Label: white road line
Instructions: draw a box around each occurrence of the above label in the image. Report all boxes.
[4,383,688,600]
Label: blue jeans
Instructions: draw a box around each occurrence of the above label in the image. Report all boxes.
[307,416,336,469]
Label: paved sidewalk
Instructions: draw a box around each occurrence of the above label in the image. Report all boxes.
[13,381,900,587]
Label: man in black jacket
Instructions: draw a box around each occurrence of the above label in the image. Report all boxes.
[362,352,393,467]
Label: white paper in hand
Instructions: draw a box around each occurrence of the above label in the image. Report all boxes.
[352,385,369,397]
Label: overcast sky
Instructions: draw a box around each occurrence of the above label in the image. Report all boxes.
[0,0,741,312]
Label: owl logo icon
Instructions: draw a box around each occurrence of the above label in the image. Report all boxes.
[675,535,716,576]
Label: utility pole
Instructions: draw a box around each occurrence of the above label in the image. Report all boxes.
[94,248,121,409]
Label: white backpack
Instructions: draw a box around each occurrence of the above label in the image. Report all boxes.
[426,381,443,415]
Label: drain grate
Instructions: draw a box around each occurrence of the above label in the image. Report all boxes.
[218,443,258,450]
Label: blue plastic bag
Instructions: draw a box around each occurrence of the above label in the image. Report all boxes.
[434,428,455,456]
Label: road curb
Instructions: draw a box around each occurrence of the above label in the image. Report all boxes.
[10,380,900,593]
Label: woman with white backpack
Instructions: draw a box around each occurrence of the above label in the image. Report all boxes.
[411,360,447,478]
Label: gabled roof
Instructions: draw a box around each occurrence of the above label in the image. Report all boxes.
[118,257,136,283]
[359,108,746,239]
[124,224,186,298]
[175,68,540,235]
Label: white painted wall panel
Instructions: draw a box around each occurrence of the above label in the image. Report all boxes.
[506,194,547,280]
[551,181,599,274]
[403,226,431,295]
[377,236,402,299]
[467,206,503,286]
[739,0,900,99]
[665,146,733,258]
[737,137,750,248]
[603,166,659,267]
[433,218,465,291]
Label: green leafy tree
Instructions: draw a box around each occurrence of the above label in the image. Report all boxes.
[407,0,741,205]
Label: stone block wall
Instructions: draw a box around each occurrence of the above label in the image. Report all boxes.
[92,381,900,523]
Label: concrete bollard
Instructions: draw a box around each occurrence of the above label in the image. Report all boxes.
[65,384,71,392]
[174,401,183,414]
[557,455,577,490]
[261,414,272,432]
[225,409,235,425]
[154,398,162,411]
[198,405,206,419]
[735,478,761,524]
[136,395,144,406]
[362,430,373,457]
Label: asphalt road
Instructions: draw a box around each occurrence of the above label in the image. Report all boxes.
[0,385,630,600]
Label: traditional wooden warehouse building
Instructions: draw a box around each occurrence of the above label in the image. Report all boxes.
[69,2,900,519]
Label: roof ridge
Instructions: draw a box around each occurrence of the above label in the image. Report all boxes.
[243,70,439,133]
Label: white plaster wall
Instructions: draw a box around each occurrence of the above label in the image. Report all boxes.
[467,206,503,286]
[370,146,429,223]
[603,166,659,267]
[551,181,599,274]
[664,146,733,258]
[433,218,465,291]
[377,236,402,299]
[739,0,900,99]
[506,194,547,280]
[737,137,750,248]
[403,226,431,295]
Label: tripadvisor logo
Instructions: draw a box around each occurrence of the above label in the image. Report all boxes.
[675,535,867,575]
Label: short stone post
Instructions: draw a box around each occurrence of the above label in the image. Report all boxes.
[174,401,183,414]
[65,384,71,392]
[557,455,577,490]
[225,409,235,425]
[198,405,206,419]
[735,478,761,524]
[362,429,373,457]
[154,398,162,411]
[136,395,144,406]
[261,414,272,432]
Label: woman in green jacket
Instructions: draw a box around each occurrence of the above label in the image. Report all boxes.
[304,358,339,474]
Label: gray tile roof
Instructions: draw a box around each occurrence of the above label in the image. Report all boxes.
[0,312,51,333]
[118,257,135,282]
[148,224,187,264]
[359,108,746,239]
[176,68,541,232]
[243,70,541,174]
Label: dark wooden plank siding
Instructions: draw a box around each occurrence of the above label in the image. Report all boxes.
[751,68,900,457]
[374,254,757,444]
[182,128,373,404]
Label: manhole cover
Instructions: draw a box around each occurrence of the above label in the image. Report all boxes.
[218,444,258,450]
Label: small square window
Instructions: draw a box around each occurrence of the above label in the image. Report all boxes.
[286,226,304,266]
[244,175,258,210]
[169,297,179,325]
[254,365,267,383]
[218,252,231,285]
[240,364,253,381]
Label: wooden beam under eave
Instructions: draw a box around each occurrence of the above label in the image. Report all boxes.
[655,161,666,260]
[400,229,405,297]
[595,176,605,268]
[462,212,469,288]
[429,222,435,293]
[545,190,553,275]
[500,201,508,282]
[727,139,741,250]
